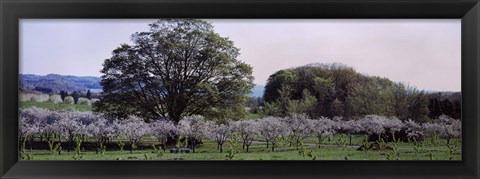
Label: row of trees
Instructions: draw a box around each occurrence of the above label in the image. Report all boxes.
[59,90,97,104]
[262,63,460,123]
[19,107,461,156]
[19,92,99,106]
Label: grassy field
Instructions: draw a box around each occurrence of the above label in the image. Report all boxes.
[245,113,266,120]
[20,101,92,111]
[24,137,461,161]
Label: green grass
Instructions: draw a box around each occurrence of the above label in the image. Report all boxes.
[245,113,266,120]
[23,137,461,161]
[20,101,92,111]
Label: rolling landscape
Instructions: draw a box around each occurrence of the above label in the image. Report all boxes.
[19,19,461,161]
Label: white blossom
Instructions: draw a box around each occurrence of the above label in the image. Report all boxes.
[284,113,313,140]
[230,120,259,152]
[150,119,177,144]
[422,122,445,138]
[358,115,387,135]
[64,96,74,104]
[90,98,100,104]
[404,119,423,139]
[118,116,149,144]
[205,122,232,152]
[48,95,63,104]
[383,117,404,133]
[178,115,208,140]
[257,116,288,151]
[77,97,91,106]
[311,117,336,139]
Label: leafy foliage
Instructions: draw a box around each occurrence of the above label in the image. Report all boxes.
[95,19,254,123]
[262,63,433,122]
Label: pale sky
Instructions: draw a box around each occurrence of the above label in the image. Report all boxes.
[20,19,461,91]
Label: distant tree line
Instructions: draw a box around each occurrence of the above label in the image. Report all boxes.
[20,87,98,105]
[260,63,460,123]
[428,92,461,119]
[20,91,99,106]
[60,90,93,104]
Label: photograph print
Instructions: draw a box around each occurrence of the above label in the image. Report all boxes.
[18,19,461,160]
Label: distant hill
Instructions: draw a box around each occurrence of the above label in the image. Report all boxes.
[19,74,267,97]
[249,85,265,97]
[19,74,101,93]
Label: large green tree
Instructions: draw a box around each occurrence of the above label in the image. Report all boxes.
[263,70,297,103]
[346,76,395,117]
[95,19,254,123]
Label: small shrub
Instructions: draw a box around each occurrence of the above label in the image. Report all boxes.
[64,96,74,104]
[386,133,400,160]
[25,93,49,102]
[297,141,317,160]
[117,139,125,152]
[78,97,91,105]
[152,144,164,157]
[446,138,459,160]
[19,93,34,102]
[90,98,100,104]
[48,95,63,104]
[99,143,106,156]
[73,135,84,156]
[225,133,241,160]
[408,137,424,160]
[362,134,370,160]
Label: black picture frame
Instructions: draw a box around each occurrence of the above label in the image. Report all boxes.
[1,0,479,178]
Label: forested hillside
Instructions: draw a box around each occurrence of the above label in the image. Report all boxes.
[262,63,460,122]
[19,74,101,93]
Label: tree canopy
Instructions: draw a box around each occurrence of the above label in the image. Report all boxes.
[94,19,254,123]
[263,63,432,122]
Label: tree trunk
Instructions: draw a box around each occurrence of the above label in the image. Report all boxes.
[349,136,352,146]
[58,137,62,155]
[29,139,33,151]
[220,143,223,153]
[318,136,322,148]
[295,138,300,150]
[192,141,196,153]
